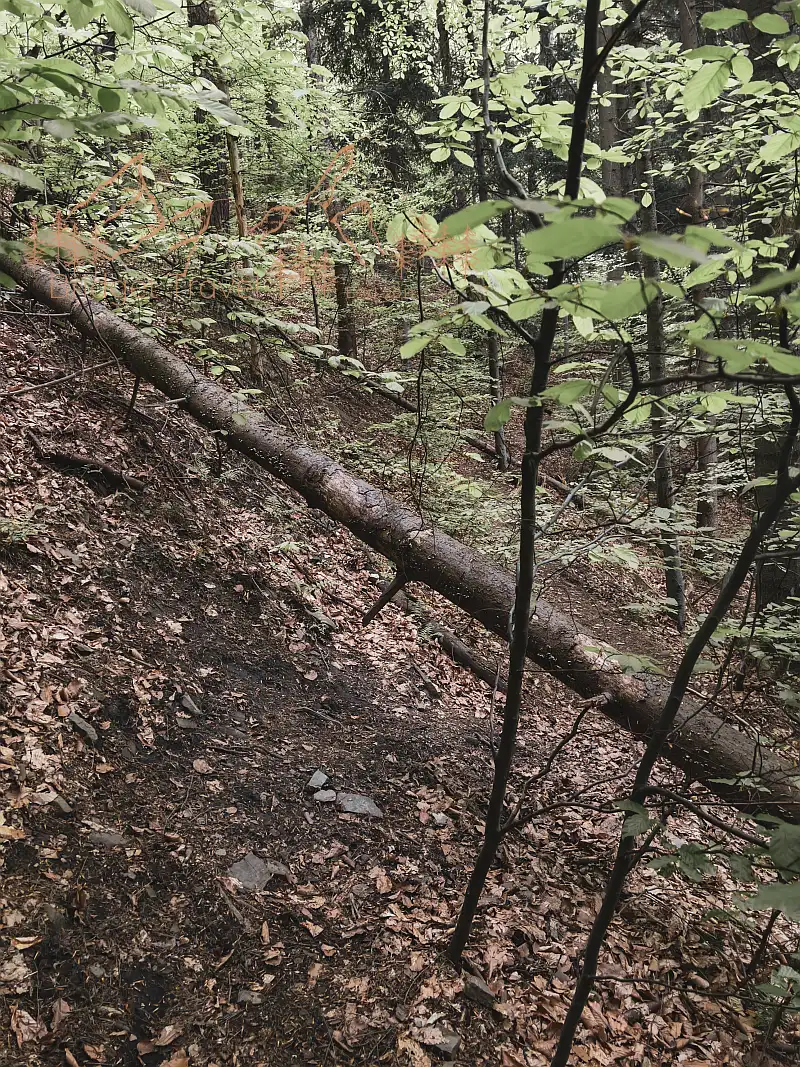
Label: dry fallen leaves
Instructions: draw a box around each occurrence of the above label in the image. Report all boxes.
[10,1006,47,1047]
[51,997,71,1030]
[154,1023,183,1047]
[161,1048,190,1067]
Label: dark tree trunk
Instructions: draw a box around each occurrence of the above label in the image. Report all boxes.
[640,158,686,631]
[187,0,231,232]
[334,259,356,358]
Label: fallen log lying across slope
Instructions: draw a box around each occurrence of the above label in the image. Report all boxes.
[4,253,800,819]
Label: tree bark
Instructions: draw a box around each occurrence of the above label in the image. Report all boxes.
[640,157,687,631]
[4,252,800,821]
[676,0,718,532]
[333,259,356,358]
[187,0,231,232]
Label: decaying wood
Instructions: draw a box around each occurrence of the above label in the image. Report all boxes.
[3,254,799,819]
[26,430,146,493]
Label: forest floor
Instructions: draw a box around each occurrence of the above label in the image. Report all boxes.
[1,309,800,1067]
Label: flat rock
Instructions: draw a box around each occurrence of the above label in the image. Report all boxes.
[463,973,495,1008]
[227,853,290,891]
[337,792,383,818]
[307,770,329,790]
[52,795,73,816]
[313,789,337,803]
[419,1025,461,1056]
[180,693,202,716]
[88,830,128,848]
[237,989,263,1005]
[175,715,199,731]
[67,711,98,744]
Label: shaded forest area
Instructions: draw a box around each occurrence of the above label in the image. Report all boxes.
[3,0,800,1063]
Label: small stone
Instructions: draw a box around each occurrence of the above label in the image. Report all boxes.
[237,989,263,1004]
[337,793,383,818]
[67,711,98,744]
[88,831,128,848]
[175,715,199,731]
[432,812,448,827]
[421,1026,461,1056]
[52,795,73,816]
[180,693,202,717]
[463,972,495,1008]
[307,770,329,791]
[313,789,337,803]
[227,853,290,891]
[42,903,66,930]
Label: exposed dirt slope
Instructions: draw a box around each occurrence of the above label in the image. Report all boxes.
[1,320,798,1067]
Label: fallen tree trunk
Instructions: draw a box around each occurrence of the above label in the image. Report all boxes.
[5,254,800,819]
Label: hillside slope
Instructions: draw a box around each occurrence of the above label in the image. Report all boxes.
[1,317,797,1066]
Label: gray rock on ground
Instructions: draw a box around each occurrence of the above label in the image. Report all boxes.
[336,793,383,818]
[307,770,329,790]
[313,789,337,803]
[227,853,290,891]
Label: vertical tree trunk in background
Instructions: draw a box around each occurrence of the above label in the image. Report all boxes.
[677,0,718,532]
[596,24,622,203]
[755,429,800,611]
[436,0,453,88]
[474,92,510,470]
[334,259,356,358]
[187,0,231,232]
[641,159,687,631]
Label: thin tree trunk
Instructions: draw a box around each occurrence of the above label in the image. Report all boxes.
[448,0,602,964]
[640,157,686,631]
[334,259,356,358]
[186,0,231,232]
[677,0,718,532]
[474,87,510,470]
[5,251,800,822]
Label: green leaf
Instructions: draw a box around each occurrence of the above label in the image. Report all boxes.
[400,336,430,359]
[682,60,731,112]
[0,271,18,288]
[684,258,728,286]
[760,132,800,163]
[122,0,156,14]
[97,87,122,111]
[521,217,622,261]
[616,801,655,838]
[0,163,43,190]
[580,278,659,321]
[439,335,466,356]
[191,91,243,126]
[485,398,512,431]
[749,267,800,294]
[453,149,475,168]
[700,8,749,29]
[637,233,709,267]
[542,378,592,405]
[770,823,800,875]
[431,146,450,163]
[694,336,793,373]
[105,0,134,36]
[740,880,800,919]
[437,200,509,238]
[752,12,790,33]
[764,348,800,374]
[42,118,76,139]
[732,54,753,84]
